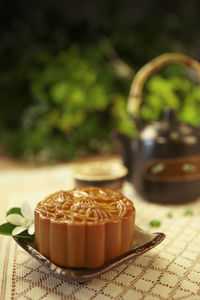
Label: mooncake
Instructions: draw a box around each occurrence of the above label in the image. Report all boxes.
[34,186,135,268]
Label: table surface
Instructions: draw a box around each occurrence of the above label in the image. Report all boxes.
[0,158,200,300]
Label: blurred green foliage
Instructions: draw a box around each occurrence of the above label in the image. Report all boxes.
[0,43,134,162]
[141,68,200,126]
[1,0,200,162]
[23,45,134,162]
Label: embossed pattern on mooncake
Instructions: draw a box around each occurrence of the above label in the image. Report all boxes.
[36,187,134,222]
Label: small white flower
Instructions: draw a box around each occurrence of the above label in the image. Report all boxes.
[7,202,34,236]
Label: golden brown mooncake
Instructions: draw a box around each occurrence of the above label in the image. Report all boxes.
[34,186,135,268]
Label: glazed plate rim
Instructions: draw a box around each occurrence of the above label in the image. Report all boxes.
[13,225,165,283]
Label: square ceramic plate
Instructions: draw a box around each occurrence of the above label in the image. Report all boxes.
[14,225,165,283]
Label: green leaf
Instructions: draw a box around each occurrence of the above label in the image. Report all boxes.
[6,207,22,217]
[166,212,173,219]
[0,222,34,240]
[184,209,193,216]
[0,222,15,236]
[149,220,161,228]
[15,231,35,240]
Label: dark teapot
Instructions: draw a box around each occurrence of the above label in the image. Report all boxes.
[116,53,200,204]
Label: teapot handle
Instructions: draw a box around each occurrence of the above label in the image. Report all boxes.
[127,53,200,120]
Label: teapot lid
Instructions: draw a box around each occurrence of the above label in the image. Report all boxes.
[139,109,200,158]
